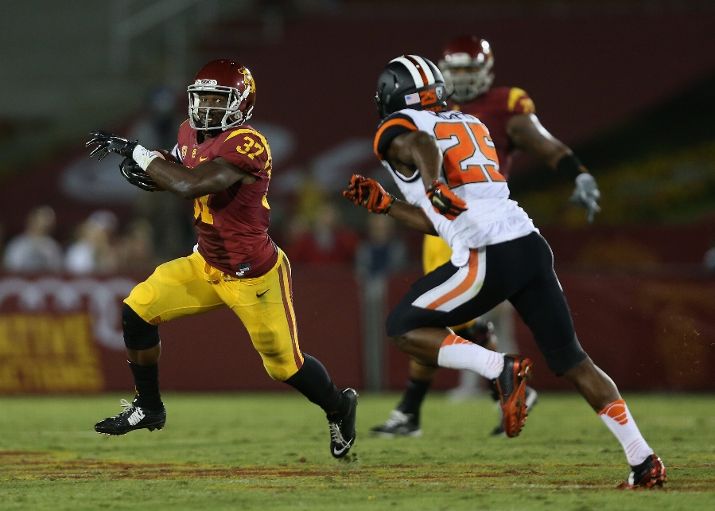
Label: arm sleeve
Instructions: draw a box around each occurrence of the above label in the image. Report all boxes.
[373,113,418,160]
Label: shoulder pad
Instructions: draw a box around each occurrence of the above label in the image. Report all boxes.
[507,87,536,114]
[219,127,272,175]
[373,112,418,159]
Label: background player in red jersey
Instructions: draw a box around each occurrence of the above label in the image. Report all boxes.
[371,36,600,438]
[85,59,357,459]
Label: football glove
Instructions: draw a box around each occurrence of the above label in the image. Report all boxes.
[426,180,467,220]
[569,173,601,223]
[119,157,160,192]
[342,174,395,214]
[86,130,137,161]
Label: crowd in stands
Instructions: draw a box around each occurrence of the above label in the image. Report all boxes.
[1,206,157,276]
[0,190,414,278]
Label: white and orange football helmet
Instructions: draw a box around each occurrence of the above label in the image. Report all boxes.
[438,36,494,103]
[187,59,256,131]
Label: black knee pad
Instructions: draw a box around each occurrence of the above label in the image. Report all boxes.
[122,303,160,350]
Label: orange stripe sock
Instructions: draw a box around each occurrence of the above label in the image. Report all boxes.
[437,332,503,379]
[598,398,653,466]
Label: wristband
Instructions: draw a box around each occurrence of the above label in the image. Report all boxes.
[132,144,163,171]
[556,153,587,179]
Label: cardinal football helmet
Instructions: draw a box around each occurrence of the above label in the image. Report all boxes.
[375,55,448,119]
[439,36,494,103]
[187,59,256,131]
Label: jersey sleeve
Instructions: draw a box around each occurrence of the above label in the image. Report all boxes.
[373,112,418,160]
[506,87,536,115]
[175,120,191,162]
[217,127,271,177]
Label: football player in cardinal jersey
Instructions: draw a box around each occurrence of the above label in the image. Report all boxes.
[371,35,600,438]
[343,54,664,488]
[86,59,357,459]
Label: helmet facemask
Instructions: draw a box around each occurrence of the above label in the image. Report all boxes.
[439,48,494,103]
[187,81,253,131]
[441,66,494,103]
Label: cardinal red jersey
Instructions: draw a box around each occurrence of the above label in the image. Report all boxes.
[176,120,277,278]
[454,86,535,180]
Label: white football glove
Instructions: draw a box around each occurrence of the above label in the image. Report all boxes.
[570,173,601,223]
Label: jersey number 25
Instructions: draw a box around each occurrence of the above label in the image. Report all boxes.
[433,121,505,186]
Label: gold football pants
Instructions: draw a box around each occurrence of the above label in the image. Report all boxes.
[125,249,303,381]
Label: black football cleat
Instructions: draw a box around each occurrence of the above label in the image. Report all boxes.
[618,454,667,489]
[492,355,533,438]
[327,388,358,458]
[370,410,422,438]
[95,398,166,435]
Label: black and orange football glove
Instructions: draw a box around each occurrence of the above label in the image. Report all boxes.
[426,180,467,220]
[342,174,395,214]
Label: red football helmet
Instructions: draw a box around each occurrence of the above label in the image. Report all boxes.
[187,59,256,131]
[438,36,494,103]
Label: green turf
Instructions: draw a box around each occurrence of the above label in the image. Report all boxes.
[1,393,713,510]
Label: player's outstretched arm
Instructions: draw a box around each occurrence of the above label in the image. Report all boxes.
[506,113,571,169]
[506,113,600,222]
[87,131,161,191]
[86,130,255,198]
[388,200,437,235]
[342,174,395,214]
[342,174,436,234]
[144,157,254,199]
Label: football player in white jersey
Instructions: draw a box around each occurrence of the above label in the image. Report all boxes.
[342,54,665,489]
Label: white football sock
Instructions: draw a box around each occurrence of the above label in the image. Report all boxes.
[437,333,504,379]
[599,399,654,466]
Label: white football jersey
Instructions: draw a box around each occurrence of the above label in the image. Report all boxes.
[374,108,537,267]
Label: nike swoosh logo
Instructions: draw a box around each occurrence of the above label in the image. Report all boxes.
[199,156,208,162]
[331,439,354,457]
[256,289,269,298]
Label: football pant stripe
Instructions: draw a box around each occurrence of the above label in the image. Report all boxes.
[278,258,303,369]
[412,248,486,312]
[391,56,425,88]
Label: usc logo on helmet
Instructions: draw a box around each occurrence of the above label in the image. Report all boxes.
[241,68,256,94]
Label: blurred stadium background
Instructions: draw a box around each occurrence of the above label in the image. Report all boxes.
[1,0,714,398]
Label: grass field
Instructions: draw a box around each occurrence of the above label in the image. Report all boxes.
[1,392,714,510]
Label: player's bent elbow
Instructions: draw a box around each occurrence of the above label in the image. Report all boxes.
[170,181,208,199]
